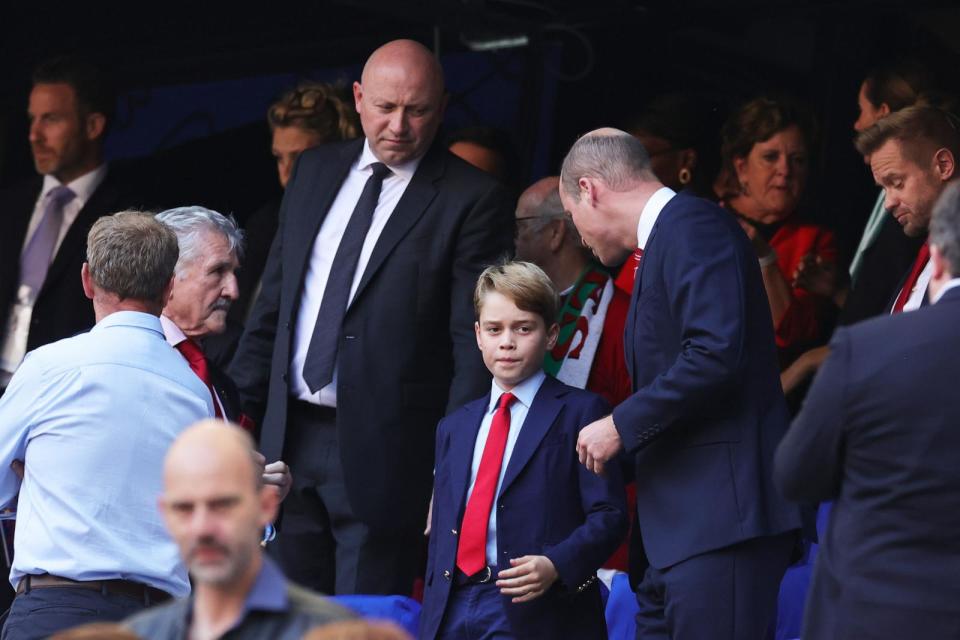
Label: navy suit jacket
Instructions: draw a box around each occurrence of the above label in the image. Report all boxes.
[775,287,960,640]
[229,139,514,534]
[419,375,628,640]
[612,192,801,569]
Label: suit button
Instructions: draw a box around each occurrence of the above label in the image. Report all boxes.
[451,529,457,535]
[443,570,451,581]
[284,322,291,330]
[281,373,288,383]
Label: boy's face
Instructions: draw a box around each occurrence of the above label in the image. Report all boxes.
[475,291,558,391]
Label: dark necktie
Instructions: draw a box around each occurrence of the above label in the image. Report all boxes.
[176,338,223,419]
[20,185,75,293]
[892,242,930,314]
[302,162,392,392]
[457,392,517,576]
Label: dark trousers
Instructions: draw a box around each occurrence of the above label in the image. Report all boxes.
[635,532,797,640]
[436,581,515,640]
[273,400,421,596]
[0,586,149,640]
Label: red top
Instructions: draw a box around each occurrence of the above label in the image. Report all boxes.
[769,220,838,363]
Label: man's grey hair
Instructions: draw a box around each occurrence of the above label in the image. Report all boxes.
[930,180,960,277]
[560,130,655,197]
[86,210,179,303]
[529,189,582,244]
[155,206,244,275]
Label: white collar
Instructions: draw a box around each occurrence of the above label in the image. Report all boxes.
[636,186,676,250]
[159,314,189,347]
[357,139,421,182]
[487,370,546,413]
[932,277,960,304]
[41,164,108,207]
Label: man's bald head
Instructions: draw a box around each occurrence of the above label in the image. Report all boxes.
[517,176,561,217]
[560,128,655,197]
[164,420,261,491]
[515,176,584,268]
[160,420,276,587]
[354,40,447,165]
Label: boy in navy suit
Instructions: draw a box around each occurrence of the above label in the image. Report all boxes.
[419,261,628,640]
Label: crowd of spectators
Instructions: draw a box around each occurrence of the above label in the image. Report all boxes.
[0,41,958,640]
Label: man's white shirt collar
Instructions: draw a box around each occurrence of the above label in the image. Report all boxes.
[159,314,188,347]
[41,164,107,208]
[636,186,676,250]
[932,277,960,304]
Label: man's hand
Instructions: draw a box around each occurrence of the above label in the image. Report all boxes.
[576,415,623,475]
[10,460,24,481]
[496,555,558,603]
[254,451,292,502]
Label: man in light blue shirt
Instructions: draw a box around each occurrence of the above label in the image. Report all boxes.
[0,211,214,640]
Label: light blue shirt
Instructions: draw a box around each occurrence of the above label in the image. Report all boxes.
[465,371,546,566]
[0,311,213,596]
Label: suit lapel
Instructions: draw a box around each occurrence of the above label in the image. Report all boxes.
[498,378,562,497]
[0,179,41,291]
[287,141,362,291]
[448,396,489,517]
[349,146,443,308]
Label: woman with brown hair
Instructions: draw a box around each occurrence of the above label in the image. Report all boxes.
[720,97,839,368]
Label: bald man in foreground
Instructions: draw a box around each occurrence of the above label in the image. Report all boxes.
[562,129,801,638]
[126,421,352,639]
[230,39,514,594]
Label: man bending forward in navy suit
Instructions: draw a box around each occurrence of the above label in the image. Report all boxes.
[561,129,801,639]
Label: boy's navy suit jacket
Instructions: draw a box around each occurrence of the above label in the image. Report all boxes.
[419,374,628,640]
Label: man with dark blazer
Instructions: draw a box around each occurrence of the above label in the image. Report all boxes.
[0,58,126,391]
[774,181,960,640]
[562,129,802,639]
[229,40,514,595]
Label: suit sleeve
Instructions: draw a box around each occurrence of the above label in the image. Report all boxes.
[228,162,298,422]
[545,395,628,591]
[774,329,849,503]
[445,181,514,413]
[612,212,753,453]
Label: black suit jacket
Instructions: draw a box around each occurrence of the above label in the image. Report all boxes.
[229,139,514,533]
[0,170,129,354]
[775,287,960,639]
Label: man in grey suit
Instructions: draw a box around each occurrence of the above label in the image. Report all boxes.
[230,39,514,595]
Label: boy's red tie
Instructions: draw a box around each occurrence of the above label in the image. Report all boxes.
[456,392,516,576]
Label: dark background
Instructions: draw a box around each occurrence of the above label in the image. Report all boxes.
[2,1,958,259]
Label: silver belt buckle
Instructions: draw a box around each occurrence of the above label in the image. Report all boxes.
[477,566,493,583]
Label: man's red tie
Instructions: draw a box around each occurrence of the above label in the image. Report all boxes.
[456,392,516,576]
[892,242,931,314]
[175,339,223,419]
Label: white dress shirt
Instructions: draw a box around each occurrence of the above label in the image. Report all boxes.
[290,141,421,406]
[160,314,226,419]
[0,311,213,596]
[0,165,108,383]
[465,370,546,566]
[898,259,935,313]
[637,187,677,250]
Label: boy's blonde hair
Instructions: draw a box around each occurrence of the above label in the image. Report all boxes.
[474,261,559,327]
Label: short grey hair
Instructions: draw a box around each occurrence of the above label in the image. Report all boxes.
[930,180,960,277]
[529,189,582,244]
[86,210,179,303]
[155,206,244,275]
[560,130,655,197]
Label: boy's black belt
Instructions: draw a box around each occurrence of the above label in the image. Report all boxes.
[454,565,497,586]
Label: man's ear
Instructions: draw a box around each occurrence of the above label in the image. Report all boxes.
[930,243,949,281]
[161,275,176,309]
[579,177,600,208]
[81,263,95,300]
[934,148,955,182]
[352,81,363,113]
[877,102,891,119]
[259,484,280,527]
[547,218,566,252]
[85,112,106,142]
